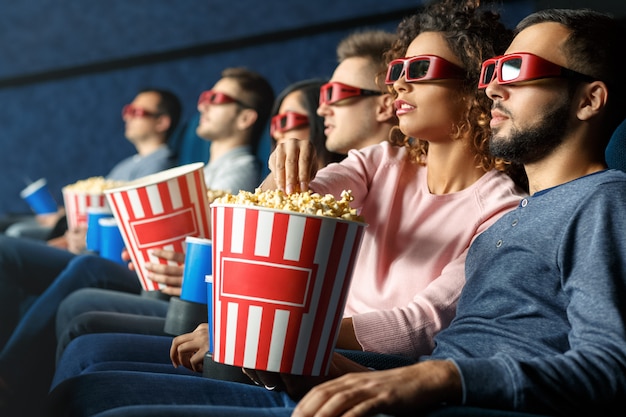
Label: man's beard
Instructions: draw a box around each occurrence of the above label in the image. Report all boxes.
[489,98,571,165]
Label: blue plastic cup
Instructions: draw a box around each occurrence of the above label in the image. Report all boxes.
[85,207,113,253]
[98,217,125,264]
[181,236,213,304]
[20,178,58,214]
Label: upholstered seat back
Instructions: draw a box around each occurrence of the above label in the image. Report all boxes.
[606,118,626,172]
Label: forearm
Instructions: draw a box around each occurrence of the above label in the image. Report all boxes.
[293,359,462,417]
[335,317,362,351]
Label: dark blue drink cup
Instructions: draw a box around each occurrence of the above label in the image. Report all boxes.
[163,236,212,335]
[98,217,126,265]
[20,178,58,214]
[85,207,113,253]
[180,236,213,304]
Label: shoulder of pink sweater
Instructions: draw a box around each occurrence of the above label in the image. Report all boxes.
[344,141,410,165]
[473,170,528,219]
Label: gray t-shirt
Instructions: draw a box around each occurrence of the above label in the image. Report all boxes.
[106,146,175,181]
[203,146,261,193]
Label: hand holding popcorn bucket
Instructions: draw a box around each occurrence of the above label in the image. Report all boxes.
[104,163,211,292]
[210,190,366,376]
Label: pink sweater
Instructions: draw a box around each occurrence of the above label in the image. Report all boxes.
[311,142,526,358]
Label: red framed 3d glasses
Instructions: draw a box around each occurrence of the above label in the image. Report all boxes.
[197,90,250,108]
[270,111,309,137]
[478,52,594,89]
[319,82,382,106]
[121,104,162,119]
[385,55,466,84]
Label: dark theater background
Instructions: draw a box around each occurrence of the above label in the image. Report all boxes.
[0,0,624,216]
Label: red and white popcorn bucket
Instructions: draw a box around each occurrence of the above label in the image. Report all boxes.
[105,163,211,291]
[62,189,108,229]
[211,203,366,376]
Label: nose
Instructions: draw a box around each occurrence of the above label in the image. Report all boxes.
[197,100,209,113]
[392,72,410,94]
[317,101,331,117]
[485,78,505,101]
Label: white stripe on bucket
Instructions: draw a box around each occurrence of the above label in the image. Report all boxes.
[146,184,163,215]
[267,309,289,372]
[225,302,239,364]
[231,207,246,254]
[284,215,306,261]
[243,305,263,369]
[128,189,145,219]
[168,178,183,210]
[254,211,274,257]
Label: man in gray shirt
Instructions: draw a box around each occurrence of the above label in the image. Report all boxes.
[198,67,274,197]
[4,88,181,243]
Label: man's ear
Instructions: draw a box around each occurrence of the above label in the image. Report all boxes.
[155,115,172,136]
[577,80,608,121]
[375,93,396,123]
[237,108,259,131]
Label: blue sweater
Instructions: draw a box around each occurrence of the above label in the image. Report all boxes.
[431,169,626,416]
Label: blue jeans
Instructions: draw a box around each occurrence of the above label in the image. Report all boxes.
[48,333,552,417]
[48,370,294,417]
[0,235,75,347]
[51,332,417,391]
[91,405,550,417]
[48,370,553,417]
[55,288,170,361]
[48,366,551,417]
[92,405,294,417]
[0,251,141,412]
[52,333,181,389]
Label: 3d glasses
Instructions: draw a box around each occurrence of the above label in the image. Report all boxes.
[121,104,161,119]
[385,55,466,84]
[478,52,594,89]
[319,82,382,106]
[270,111,309,137]
[197,90,250,108]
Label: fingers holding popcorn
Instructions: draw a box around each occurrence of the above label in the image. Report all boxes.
[269,139,318,194]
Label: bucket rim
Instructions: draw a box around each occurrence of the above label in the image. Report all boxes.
[103,162,205,195]
[210,202,367,227]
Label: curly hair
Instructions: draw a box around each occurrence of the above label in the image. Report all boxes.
[384,0,526,188]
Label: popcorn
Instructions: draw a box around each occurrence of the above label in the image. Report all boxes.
[63,176,127,193]
[206,189,230,204]
[214,188,364,222]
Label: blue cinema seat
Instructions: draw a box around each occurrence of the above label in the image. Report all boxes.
[168,112,211,166]
[606,117,626,172]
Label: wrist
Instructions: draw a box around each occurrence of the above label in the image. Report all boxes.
[418,359,463,405]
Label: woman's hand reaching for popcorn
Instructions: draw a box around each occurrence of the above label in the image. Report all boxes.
[265,138,318,194]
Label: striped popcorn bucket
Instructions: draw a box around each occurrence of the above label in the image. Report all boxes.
[211,203,366,376]
[62,189,108,229]
[104,163,211,291]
